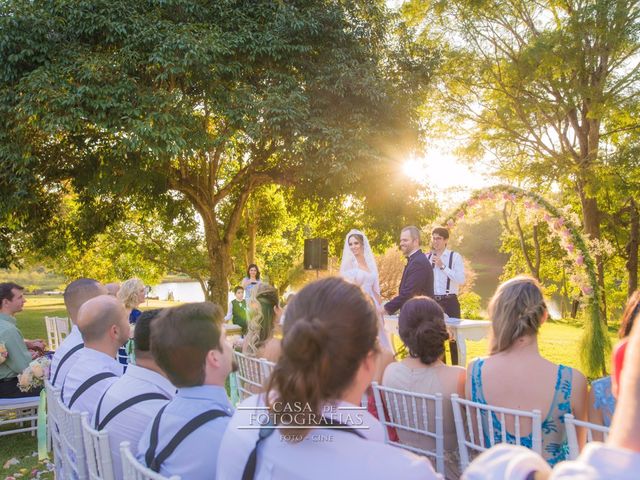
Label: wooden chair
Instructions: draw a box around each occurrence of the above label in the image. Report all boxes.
[451,394,542,470]
[55,390,89,479]
[564,413,610,460]
[120,441,180,480]
[371,382,445,475]
[81,412,116,480]
[233,351,275,401]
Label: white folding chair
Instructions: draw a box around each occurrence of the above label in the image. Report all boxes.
[81,412,116,480]
[0,396,39,437]
[371,382,445,475]
[451,394,542,470]
[564,413,610,460]
[45,316,61,351]
[233,351,275,401]
[55,316,71,340]
[45,380,65,479]
[55,390,89,479]
[120,441,180,480]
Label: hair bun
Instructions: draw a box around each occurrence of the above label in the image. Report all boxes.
[282,317,328,366]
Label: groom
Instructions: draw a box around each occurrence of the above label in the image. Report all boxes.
[384,226,434,315]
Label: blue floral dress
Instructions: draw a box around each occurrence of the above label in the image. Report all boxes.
[591,376,615,427]
[470,358,573,466]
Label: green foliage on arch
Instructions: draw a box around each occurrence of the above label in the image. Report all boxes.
[443,184,609,376]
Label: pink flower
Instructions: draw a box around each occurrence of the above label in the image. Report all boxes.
[457,211,465,219]
[576,255,584,266]
[543,214,552,222]
[566,243,575,253]
[446,219,454,228]
[581,285,594,295]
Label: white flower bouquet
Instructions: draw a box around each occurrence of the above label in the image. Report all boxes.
[17,356,51,392]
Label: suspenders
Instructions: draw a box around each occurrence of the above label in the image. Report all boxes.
[144,405,230,473]
[51,343,84,386]
[94,391,170,430]
[62,371,117,408]
[428,251,456,294]
[241,418,365,480]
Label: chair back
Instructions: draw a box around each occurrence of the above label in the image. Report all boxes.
[81,412,116,480]
[233,351,275,401]
[120,441,180,480]
[371,382,445,475]
[45,380,65,477]
[451,394,542,470]
[55,390,89,479]
[44,316,71,350]
[564,413,610,460]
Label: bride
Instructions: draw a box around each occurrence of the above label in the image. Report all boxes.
[340,229,392,351]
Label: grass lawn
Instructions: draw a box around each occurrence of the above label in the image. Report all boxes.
[1,296,619,475]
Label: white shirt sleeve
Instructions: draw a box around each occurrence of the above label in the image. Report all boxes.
[224,301,233,322]
[550,443,640,480]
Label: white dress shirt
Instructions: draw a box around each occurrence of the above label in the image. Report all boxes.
[216,394,441,480]
[60,348,123,414]
[463,442,640,480]
[93,364,176,480]
[49,325,84,388]
[427,249,465,295]
[137,385,233,480]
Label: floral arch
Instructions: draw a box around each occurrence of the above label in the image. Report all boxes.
[442,185,609,376]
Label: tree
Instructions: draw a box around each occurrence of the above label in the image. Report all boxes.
[404,0,640,317]
[0,0,436,304]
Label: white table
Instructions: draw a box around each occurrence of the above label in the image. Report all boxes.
[383,316,491,366]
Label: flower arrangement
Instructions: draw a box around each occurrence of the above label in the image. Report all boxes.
[0,342,7,365]
[17,356,50,392]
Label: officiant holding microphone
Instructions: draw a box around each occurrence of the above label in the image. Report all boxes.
[427,227,466,363]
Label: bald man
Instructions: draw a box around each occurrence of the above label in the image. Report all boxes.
[50,278,108,387]
[60,295,129,414]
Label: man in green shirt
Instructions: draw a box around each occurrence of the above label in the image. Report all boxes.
[0,282,39,397]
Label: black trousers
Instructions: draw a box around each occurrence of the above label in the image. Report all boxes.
[0,377,42,398]
[435,295,461,365]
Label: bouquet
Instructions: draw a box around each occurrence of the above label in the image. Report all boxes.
[0,342,7,365]
[17,356,51,392]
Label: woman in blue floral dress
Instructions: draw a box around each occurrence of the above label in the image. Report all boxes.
[466,276,588,466]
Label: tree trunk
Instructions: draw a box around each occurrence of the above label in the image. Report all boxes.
[246,219,257,266]
[578,180,607,322]
[628,198,639,296]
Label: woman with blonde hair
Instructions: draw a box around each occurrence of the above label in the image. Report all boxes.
[466,276,588,466]
[242,283,282,363]
[117,278,146,324]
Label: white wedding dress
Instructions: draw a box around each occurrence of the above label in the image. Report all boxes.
[340,230,393,351]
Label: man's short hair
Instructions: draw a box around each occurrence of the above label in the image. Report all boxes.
[134,309,162,353]
[233,286,244,294]
[402,226,421,243]
[78,297,125,343]
[0,282,24,304]
[432,227,450,240]
[63,278,105,321]
[151,302,224,388]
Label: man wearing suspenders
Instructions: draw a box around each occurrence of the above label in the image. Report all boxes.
[427,227,466,364]
[61,295,129,413]
[137,302,234,480]
[50,278,107,388]
[93,309,175,480]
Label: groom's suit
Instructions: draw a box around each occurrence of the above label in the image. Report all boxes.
[384,249,434,315]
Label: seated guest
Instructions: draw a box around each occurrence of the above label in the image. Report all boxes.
[137,302,233,479]
[92,309,175,480]
[105,282,121,297]
[0,282,40,398]
[383,296,465,479]
[61,295,128,413]
[463,306,640,480]
[116,277,146,365]
[242,283,282,363]
[589,290,639,429]
[50,278,107,387]
[216,277,439,480]
[466,276,587,466]
[225,286,248,335]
